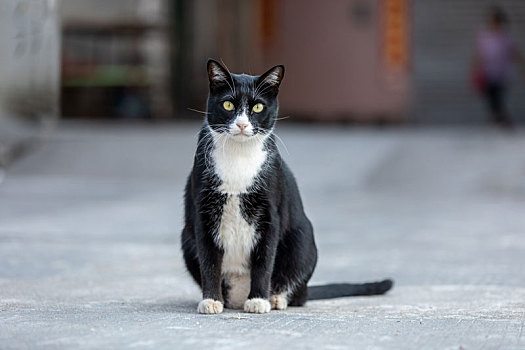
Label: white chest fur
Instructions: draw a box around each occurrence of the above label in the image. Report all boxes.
[211,133,267,194]
[211,132,267,275]
[217,194,257,274]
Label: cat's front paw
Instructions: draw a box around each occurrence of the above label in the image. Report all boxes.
[244,298,271,314]
[270,294,288,310]
[197,299,224,314]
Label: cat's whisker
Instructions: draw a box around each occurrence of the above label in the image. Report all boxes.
[187,107,210,115]
[273,132,290,156]
[251,80,257,100]
[221,132,228,160]
[197,132,214,168]
[254,83,273,100]
[276,115,290,121]
[196,134,210,150]
[225,78,236,96]
[253,81,266,99]
[219,58,237,97]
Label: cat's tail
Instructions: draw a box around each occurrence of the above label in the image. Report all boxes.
[307,279,393,300]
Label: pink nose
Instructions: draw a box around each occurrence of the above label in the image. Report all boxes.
[237,123,248,131]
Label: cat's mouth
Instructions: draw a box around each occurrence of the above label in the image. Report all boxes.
[230,131,254,139]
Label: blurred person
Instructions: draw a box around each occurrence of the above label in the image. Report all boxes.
[472,6,525,128]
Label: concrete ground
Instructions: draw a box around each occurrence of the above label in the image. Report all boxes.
[1,121,524,349]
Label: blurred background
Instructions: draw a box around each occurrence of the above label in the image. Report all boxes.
[2,0,525,167]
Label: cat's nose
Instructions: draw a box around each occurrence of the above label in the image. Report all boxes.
[236,122,248,131]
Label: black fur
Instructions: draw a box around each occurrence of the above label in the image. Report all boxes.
[307,280,393,300]
[181,59,393,312]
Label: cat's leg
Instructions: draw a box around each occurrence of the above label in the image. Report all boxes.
[270,280,309,309]
[181,227,201,287]
[269,267,291,310]
[270,224,318,309]
[195,235,224,314]
[269,284,308,309]
[244,220,279,314]
[288,283,308,306]
[182,184,202,287]
[195,192,227,314]
[183,190,222,313]
[269,291,289,310]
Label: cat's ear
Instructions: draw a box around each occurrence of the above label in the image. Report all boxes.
[256,65,285,93]
[207,59,234,91]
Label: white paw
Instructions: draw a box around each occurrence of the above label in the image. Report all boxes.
[270,294,288,310]
[197,299,223,314]
[244,298,271,314]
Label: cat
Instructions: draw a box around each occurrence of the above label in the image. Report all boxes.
[181,59,393,314]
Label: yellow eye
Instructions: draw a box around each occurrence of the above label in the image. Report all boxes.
[252,103,264,113]
[223,101,234,111]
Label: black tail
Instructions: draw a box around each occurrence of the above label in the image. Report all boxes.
[307,279,394,300]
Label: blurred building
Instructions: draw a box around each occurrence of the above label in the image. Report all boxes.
[60,0,172,119]
[3,0,522,129]
[0,0,60,168]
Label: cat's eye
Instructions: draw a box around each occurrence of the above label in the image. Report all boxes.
[223,101,234,111]
[252,103,264,113]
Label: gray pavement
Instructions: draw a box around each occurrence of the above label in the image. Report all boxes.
[1,121,525,349]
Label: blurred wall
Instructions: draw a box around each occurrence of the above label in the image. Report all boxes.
[175,0,412,123]
[0,0,60,168]
[265,0,411,122]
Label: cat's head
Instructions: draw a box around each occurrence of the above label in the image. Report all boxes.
[206,59,284,142]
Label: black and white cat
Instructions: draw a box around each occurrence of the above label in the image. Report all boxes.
[181,60,393,314]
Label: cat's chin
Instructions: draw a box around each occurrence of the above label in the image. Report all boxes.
[229,133,255,142]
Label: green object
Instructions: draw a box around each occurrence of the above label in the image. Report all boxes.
[62,65,149,87]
